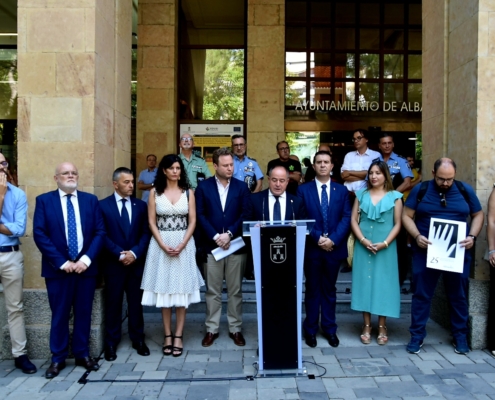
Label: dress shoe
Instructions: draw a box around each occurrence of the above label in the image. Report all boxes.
[229,332,246,346]
[45,362,66,379]
[324,332,340,347]
[132,341,150,356]
[304,332,317,348]
[104,345,117,361]
[14,354,37,374]
[75,357,99,371]
[202,332,219,347]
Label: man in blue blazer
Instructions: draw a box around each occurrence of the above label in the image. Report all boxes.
[33,162,106,378]
[195,148,252,347]
[251,165,306,222]
[297,151,351,348]
[99,167,151,361]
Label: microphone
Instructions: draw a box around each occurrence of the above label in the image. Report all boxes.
[262,197,266,225]
[290,199,296,224]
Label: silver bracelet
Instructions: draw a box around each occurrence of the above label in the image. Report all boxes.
[489,250,495,255]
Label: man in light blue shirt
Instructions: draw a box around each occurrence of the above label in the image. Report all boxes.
[231,134,263,192]
[0,153,36,374]
[137,154,157,203]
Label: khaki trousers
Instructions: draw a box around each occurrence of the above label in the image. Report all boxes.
[204,253,246,334]
[0,250,27,357]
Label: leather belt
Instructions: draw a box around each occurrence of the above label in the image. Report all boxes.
[0,245,19,253]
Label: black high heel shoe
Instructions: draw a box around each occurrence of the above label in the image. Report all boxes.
[173,335,183,357]
[162,334,173,356]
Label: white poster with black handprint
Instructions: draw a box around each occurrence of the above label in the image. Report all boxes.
[426,218,466,273]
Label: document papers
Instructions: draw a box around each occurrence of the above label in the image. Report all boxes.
[426,218,466,274]
[212,237,246,261]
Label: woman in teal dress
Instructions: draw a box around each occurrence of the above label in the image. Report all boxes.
[351,161,403,345]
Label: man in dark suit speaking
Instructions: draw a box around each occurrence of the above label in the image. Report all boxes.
[297,151,351,348]
[33,162,106,378]
[99,167,151,361]
[251,165,306,222]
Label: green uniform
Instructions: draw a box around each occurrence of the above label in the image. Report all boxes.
[179,153,212,189]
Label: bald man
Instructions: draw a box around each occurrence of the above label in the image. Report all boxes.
[33,162,106,378]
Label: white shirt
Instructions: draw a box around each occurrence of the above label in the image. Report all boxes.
[315,178,331,204]
[215,175,230,211]
[114,192,132,223]
[58,189,91,269]
[114,192,136,260]
[268,191,287,222]
[341,148,381,192]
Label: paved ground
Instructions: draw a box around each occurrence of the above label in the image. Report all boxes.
[1,312,495,399]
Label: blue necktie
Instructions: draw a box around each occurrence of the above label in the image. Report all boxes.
[321,184,328,236]
[121,198,131,236]
[66,194,78,260]
[273,196,281,221]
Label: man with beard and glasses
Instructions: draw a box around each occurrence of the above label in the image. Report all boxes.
[178,133,211,190]
[0,153,37,374]
[33,162,106,378]
[402,158,483,355]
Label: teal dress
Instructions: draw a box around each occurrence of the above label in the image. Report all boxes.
[351,189,403,318]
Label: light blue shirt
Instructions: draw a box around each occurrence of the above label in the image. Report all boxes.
[138,168,157,203]
[376,152,414,180]
[233,155,264,192]
[0,182,27,246]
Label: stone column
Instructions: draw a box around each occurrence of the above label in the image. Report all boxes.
[422,0,495,348]
[247,0,286,181]
[2,0,132,359]
[136,0,178,189]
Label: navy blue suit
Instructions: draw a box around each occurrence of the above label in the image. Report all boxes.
[250,189,306,221]
[33,190,105,362]
[99,194,150,347]
[195,177,252,253]
[297,180,351,335]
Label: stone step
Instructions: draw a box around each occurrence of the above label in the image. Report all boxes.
[143,279,413,315]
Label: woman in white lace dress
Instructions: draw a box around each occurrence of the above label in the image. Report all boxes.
[141,154,204,357]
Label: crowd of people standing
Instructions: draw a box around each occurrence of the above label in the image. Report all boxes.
[0,128,492,380]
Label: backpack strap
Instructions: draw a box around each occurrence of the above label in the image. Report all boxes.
[417,180,469,204]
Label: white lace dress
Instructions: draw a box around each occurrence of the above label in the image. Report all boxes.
[141,190,204,308]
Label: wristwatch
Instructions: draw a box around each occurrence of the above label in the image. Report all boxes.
[226,230,234,239]
[467,235,476,241]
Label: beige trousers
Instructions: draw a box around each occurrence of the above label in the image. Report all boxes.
[0,250,27,357]
[204,253,246,334]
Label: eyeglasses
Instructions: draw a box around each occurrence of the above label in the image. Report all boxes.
[435,176,455,184]
[440,193,447,208]
[57,171,79,177]
[181,137,192,142]
[278,147,290,151]
[0,161,8,168]
[232,143,245,148]
[352,136,364,142]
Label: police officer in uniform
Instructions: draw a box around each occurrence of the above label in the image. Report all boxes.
[231,134,263,193]
[374,132,414,289]
[178,133,212,190]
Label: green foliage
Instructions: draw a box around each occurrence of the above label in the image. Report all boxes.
[0,49,17,119]
[202,50,244,120]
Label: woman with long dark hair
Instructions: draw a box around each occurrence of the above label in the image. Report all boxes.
[350,161,403,345]
[141,154,204,357]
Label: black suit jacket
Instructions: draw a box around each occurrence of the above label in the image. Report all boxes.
[99,194,151,276]
[250,189,306,222]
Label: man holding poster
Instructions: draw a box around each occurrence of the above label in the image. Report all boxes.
[402,158,483,355]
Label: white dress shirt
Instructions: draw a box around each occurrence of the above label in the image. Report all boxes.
[215,175,230,211]
[268,191,287,222]
[341,148,381,192]
[58,188,91,269]
[315,178,331,204]
[114,192,132,222]
[114,192,136,260]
